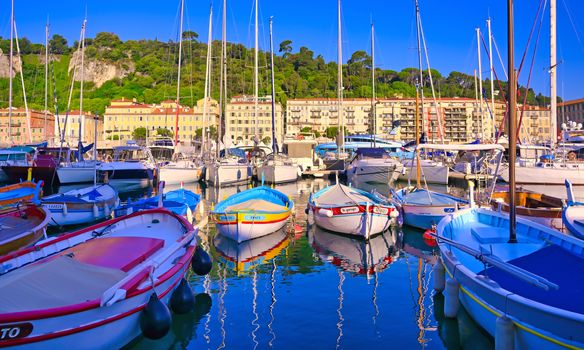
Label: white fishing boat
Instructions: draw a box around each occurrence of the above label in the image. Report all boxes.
[346,148,402,185]
[500,161,584,185]
[307,183,398,238]
[0,207,212,348]
[96,144,157,187]
[56,160,98,184]
[158,158,202,185]
[42,184,119,226]
[211,186,293,243]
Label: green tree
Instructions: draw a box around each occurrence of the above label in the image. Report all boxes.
[279,40,292,57]
[49,34,69,54]
[300,126,312,133]
[182,31,199,41]
[261,136,271,145]
[93,32,122,48]
[132,127,147,140]
[156,128,173,137]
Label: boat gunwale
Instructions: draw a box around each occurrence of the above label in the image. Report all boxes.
[0,208,195,324]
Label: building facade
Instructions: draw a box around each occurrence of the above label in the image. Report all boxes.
[54,111,104,145]
[286,97,505,143]
[224,95,283,144]
[558,97,584,125]
[0,108,55,145]
[103,98,219,144]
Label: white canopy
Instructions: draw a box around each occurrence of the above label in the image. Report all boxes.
[415,143,505,152]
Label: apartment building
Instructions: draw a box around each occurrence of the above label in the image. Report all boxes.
[558,97,584,125]
[54,110,104,145]
[0,108,55,145]
[286,97,504,143]
[224,95,283,144]
[103,98,219,143]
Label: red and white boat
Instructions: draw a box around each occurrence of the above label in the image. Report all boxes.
[307,183,399,239]
[0,204,50,256]
[0,208,211,349]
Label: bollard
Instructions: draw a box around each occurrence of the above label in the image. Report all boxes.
[444,278,460,318]
[433,262,446,293]
[495,316,515,350]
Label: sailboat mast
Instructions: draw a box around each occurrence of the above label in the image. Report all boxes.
[202,4,213,155]
[269,17,277,154]
[371,21,376,147]
[507,0,517,243]
[93,113,98,187]
[487,18,496,139]
[79,20,86,151]
[476,28,484,140]
[14,22,32,143]
[415,0,425,140]
[218,0,227,158]
[254,0,259,145]
[174,0,185,146]
[550,0,557,147]
[337,0,344,157]
[8,0,14,144]
[45,20,49,142]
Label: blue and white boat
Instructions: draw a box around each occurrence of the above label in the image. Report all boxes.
[211,186,293,243]
[562,179,584,239]
[114,188,201,222]
[436,207,584,349]
[42,184,119,226]
[392,187,468,230]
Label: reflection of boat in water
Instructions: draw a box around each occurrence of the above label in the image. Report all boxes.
[213,229,289,273]
[308,225,399,276]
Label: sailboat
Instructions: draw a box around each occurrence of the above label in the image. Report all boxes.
[158,0,203,185]
[205,0,252,187]
[435,1,584,348]
[56,21,98,185]
[255,18,300,184]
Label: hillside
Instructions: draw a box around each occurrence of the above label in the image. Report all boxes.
[0,32,553,115]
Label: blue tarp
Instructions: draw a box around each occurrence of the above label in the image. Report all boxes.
[220,148,246,159]
[355,148,389,158]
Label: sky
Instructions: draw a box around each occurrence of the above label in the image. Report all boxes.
[2,0,584,100]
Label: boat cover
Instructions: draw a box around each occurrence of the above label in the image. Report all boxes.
[225,199,288,212]
[400,189,467,206]
[315,184,380,206]
[354,148,389,158]
[0,256,126,312]
[479,245,584,314]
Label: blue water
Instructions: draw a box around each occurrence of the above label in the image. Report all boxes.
[44,178,492,349]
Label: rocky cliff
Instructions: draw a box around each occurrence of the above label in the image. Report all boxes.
[0,49,22,78]
[68,50,135,87]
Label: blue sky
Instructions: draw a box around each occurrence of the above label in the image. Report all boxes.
[2,0,583,100]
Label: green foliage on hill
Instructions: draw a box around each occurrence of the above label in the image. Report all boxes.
[0,32,553,115]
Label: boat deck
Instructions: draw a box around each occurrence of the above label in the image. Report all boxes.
[0,213,42,242]
[479,244,584,314]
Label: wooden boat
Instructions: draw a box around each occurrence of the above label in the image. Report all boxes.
[211,186,293,243]
[213,228,289,273]
[490,190,564,231]
[307,183,398,238]
[562,179,584,239]
[0,204,50,256]
[308,225,399,276]
[0,181,43,208]
[0,208,211,348]
[436,208,584,349]
[42,184,119,227]
[392,186,468,230]
[114,188,200,222]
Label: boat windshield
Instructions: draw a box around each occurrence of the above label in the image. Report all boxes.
[113,147,152,162]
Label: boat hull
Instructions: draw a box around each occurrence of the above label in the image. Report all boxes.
[0,205,49,256]
[213,211,291,243]
[309,203,395,238]
[438,208,584,350]
[346,164,400,185]
[56,167,95,184]
[397,162,449,185]
[563,204,584,239]
[2,166,58,186]
[401,204,461,230]
[206,163,251,187]
[501,165,584,185]
[256,164,298,184]
[159,166,202,185]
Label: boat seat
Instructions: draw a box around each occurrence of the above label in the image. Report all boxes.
[61,236,164,272]
[479,242,544,262]
[479,245,584,314]
[471,224,507,244]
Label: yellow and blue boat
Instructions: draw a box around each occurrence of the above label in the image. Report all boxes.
[211,186,293,243]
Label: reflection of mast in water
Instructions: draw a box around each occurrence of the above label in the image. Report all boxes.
[336,270,345,349]
[372,271,380,331]
[201,222,212,344]
[217,264,227,350]
[251,269,259,350]
[268,259,277,347]
[406,256,437,348]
